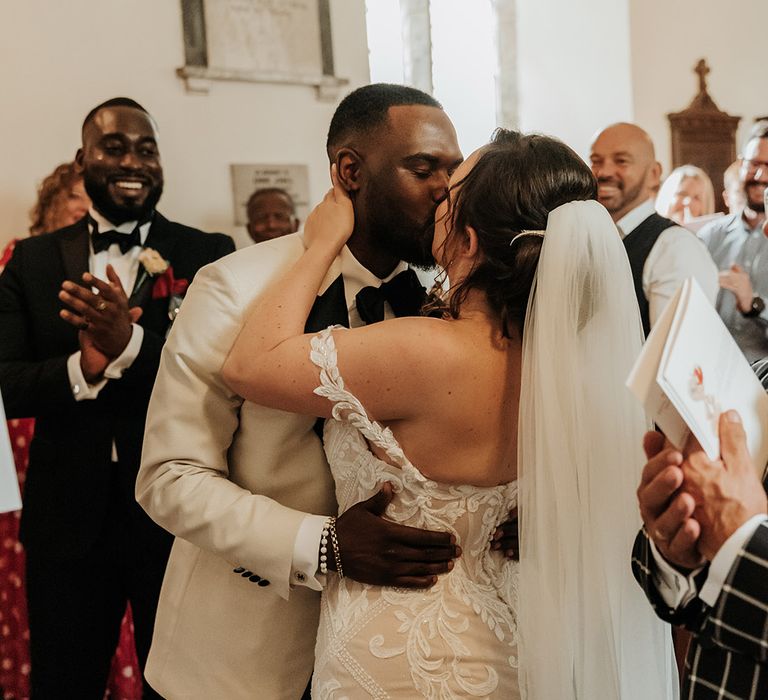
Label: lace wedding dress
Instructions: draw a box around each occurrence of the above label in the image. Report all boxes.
[310,328,520,699]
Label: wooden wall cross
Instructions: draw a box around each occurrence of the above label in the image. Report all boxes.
[668,59,740,213]
[695,59,710,96]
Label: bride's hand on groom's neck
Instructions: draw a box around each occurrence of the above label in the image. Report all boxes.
[334,482,461,588]
[303,164,354,253]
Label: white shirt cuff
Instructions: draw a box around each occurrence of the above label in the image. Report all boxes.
[104,324,143,379]
[67,352,108,400]
[291,514,331,591]
[66,324,143,400]
[649,537,705,609]
[699,514,768,606]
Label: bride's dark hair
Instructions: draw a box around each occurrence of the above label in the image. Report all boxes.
[434,129,598,336]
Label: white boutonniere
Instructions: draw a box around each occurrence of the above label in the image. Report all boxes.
[134,247,169,293]
[138,248,169,276]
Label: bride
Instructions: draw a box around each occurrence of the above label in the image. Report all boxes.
[222,129,677,698]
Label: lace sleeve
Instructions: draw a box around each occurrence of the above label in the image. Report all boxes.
[309,327,410,469]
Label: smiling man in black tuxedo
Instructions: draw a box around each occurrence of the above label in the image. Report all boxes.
[0,97,234,699]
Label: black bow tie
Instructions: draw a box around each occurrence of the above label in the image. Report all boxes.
[355,269,427,325]
[90,224,142,254]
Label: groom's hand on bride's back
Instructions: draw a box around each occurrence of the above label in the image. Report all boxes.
[491,508,518,560]
[334,482,461,588]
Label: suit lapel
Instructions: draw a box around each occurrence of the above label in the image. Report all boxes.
[129,213,179,308]
[305,274,349,333]
[58,218,90,285]
[306,274,349,439]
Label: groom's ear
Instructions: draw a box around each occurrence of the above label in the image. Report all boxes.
[335,148,363,193]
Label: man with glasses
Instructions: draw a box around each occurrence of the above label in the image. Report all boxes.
[699,121,768,361]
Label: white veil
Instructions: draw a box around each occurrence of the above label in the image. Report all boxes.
[517,200,678,699]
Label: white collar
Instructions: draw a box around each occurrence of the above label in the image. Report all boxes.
[314,239,408,297]
[616,199,656,238]
[89,207,151,244]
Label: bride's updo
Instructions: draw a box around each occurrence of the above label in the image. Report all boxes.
[438,129,597,336]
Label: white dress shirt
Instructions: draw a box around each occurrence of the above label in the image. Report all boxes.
[651,515,768,608]
[292,246,408,590]
[617,200,719,326]
[65,209,150,458]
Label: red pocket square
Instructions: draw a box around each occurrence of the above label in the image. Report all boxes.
[152,267,189,300]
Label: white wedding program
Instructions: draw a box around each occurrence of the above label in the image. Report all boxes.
[627,277,768,474]
[0,391,22,513]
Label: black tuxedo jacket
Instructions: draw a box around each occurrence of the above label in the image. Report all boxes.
[0,213,234,560]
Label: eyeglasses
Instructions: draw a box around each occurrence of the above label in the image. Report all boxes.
[743,158,768,172]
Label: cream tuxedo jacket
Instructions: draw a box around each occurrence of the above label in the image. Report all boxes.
[136,233,376,699]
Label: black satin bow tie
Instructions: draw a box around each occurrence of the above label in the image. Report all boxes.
[90,224,142,254]
[355,269,427,325]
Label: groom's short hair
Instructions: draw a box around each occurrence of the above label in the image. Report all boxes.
[326,84,442,158]
[82,97,154,137]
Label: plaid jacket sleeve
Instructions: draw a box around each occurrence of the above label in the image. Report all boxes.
[631,527,711,629]
[698,519,768,662]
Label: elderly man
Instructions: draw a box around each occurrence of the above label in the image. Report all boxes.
[0,97,234,698]
[698,121,768,362]
[246,186,300,243]
[590,122,718,334]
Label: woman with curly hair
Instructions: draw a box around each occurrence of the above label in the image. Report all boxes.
[27,161,90,236]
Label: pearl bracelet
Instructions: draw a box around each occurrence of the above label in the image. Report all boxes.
[319,516,343,578]
[319,517,332,575]
[329,516,344,579]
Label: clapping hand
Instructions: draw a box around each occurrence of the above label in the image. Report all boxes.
[59,265,142,382]
[303,164,354,252]
[718,264,754,313]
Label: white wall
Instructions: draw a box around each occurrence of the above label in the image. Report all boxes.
[630,0,768,177]
[515,0,634,161]
[430,0,497,155]
[0,0,369,250]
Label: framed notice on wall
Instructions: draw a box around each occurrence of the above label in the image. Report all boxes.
[178,0,347,97]
[230,163,310,226]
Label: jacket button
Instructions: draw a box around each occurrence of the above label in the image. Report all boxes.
[258,579,270,587]
[249,575,261,583]
[233,567,245,574]
[241,570,253,578]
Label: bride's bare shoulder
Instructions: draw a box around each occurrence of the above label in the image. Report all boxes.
[337,315,483,381]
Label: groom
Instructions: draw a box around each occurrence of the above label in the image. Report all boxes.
[137,84,469,698]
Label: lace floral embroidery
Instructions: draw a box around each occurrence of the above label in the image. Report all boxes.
[309,326,520,698]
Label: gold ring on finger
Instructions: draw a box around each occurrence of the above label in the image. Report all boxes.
[653,528,668,543]
[96,300,107,312]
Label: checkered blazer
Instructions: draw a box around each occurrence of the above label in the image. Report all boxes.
[631,358,768,699]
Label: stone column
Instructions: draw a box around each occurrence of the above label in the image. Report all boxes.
[399,0,433,94]
[492,0,519,129]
